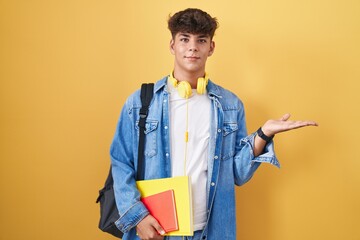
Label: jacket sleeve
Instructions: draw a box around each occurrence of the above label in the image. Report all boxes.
[233,103,280,186]
[110,97,149,233]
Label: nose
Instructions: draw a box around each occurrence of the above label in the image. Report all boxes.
[188,39,198,52]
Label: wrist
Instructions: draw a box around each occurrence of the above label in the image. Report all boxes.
[257,127,274,143]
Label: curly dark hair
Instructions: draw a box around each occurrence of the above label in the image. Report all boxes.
[168,8,219,39]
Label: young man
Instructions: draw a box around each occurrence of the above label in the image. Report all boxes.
[110,8,317,240]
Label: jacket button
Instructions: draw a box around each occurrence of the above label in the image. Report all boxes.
[202,236,206,239]
[211,182,215,187]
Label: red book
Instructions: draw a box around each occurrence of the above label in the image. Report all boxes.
[141,189,179,233]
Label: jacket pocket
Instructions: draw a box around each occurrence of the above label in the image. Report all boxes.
[135,120,159,157]
[221,122,238,160]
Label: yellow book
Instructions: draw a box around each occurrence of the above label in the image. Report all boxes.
[136,176,193,236]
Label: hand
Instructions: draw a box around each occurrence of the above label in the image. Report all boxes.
[136,215,165,240]
[261,113,318,137]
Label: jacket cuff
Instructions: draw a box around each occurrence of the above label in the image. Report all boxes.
[243,132,281,168]
[115,201,149,233]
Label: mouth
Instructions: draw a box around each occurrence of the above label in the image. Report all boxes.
[185,56,200,61]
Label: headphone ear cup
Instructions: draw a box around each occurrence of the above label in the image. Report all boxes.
[177,81,192,99]
[197,77,207,95]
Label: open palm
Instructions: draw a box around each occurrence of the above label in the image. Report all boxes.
[262,113,318,137]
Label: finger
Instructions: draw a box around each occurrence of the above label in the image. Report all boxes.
[136,215,163,239]
[309,121,319,126]
[151,219,165,236]
[300,120,318,127]
[280,113,291,121]
[288,120,318,130]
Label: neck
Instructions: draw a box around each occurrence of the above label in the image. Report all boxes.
[173,68,205,89]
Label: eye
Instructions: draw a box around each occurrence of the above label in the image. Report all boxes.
[198,39,207,43]
[180,38,189,42]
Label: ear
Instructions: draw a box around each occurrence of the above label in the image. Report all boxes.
[170,39,175,55]
[208,41,215,57]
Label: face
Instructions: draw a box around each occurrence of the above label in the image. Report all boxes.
[170,32,215,77]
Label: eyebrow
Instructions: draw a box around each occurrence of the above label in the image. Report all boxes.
[179,33,191,38]
[179,33,210,39]
[197,34,209,39]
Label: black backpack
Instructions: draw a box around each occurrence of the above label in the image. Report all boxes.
[96,83,154,238]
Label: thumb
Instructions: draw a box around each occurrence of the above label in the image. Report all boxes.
[151,219,165,235]
[280,113,291,121]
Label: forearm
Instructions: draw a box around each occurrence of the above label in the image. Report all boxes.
[253,134,267,157]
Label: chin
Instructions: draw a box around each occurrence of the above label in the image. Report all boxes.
[185,65,205,73]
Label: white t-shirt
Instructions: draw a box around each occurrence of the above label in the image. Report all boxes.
[168,82,210,231]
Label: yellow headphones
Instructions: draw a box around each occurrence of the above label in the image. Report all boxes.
[168,72,209,99]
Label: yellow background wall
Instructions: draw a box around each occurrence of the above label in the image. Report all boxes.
[1,0,359,239]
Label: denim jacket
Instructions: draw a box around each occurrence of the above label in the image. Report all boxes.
[110,76,280,240]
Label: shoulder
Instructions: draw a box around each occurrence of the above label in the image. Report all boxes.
[124,76,167,110]
[124,89,141,111]
[207,80,244,111]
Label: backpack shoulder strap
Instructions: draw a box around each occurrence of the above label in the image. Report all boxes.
[137,83,154,180]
